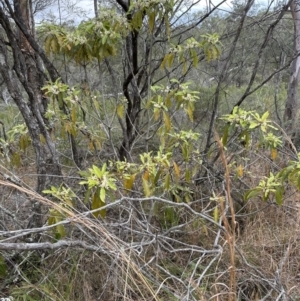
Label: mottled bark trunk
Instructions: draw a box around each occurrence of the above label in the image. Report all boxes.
[0,42,60,229]
[0,0,64,230]
[284,1,300,134]
[0,1,62,196]
[17,0,62,192]
[18,0,48,119]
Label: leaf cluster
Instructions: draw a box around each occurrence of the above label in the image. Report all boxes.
[221,107,281,149]
[161,35,222,73]
[79,164,117,218]
[39,9,129,63]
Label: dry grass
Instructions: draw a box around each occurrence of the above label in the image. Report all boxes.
[238,190,300,299]
[1,140,300,301]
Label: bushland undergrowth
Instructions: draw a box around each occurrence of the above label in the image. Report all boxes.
[0,1,299,299]
[1,101,300,301]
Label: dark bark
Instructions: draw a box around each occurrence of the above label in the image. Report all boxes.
[0,1,62,196]
[115,0,231,160]
[2,0,81,169]
[0,39,61,196]
[94,0,98,18]
[118,20,142,160]
[117,3,168,160]
[4,0,60,82]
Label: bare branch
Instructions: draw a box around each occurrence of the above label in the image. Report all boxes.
[0,240,101,251]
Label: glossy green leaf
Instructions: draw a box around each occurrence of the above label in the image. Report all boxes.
[93,165,103,178]
[100,187,106,202]
[92,190,106,218]
[275,186,284,205]
[279,165,294,182]
[244,189,261,201]
[261,111,269,121]
[142,178,151,197]
[213,206,219,222]
[164,173,171,190]
[221,124,230,146]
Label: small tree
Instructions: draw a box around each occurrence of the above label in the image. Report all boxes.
[0,0,62,195]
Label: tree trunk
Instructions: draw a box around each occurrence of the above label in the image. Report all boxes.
[0,1,62,194]
[119,24,142,161]
[19,0,62,190]
[284,0,300,134]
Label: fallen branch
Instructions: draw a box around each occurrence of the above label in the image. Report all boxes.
[0,239,103,252]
